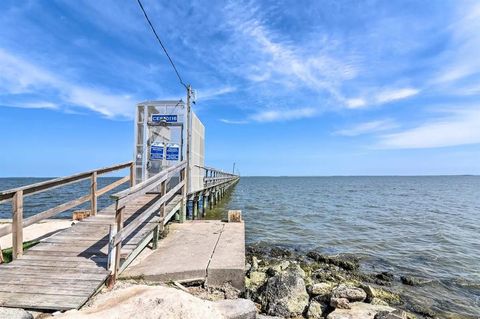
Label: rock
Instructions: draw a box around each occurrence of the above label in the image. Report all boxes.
[360,284,375,302]
[270,246,292,258]
[256,315,284,319]
[286,263,305,278]
[249,271,268,288]
[55,284,224,319]
[331,284,367,302]
[307,251,359,271]
[306,299,328,318]
[375,309,407,319]
[0,308,33,319]
[370,298,389,306]
[310,282,334,298]
[252,256,259,270]
[375,272,394,282]
[327,302,394,319]
[262,271,309,317]
[373,288,401,305]
[213,299,256,319]
[400,276,429,286]
[330,297,351,309]
[266,261,294,277]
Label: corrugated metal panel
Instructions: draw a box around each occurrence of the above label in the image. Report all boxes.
[189,112,205,193]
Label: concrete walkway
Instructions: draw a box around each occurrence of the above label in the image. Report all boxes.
[121,220,245,289]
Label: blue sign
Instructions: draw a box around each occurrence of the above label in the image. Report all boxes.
[151,114,178,123]
[166,146,180,160]
[150,145,164,160]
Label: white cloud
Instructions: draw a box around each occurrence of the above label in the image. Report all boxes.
[376,107,480,149]
[335,119,398,136]
[433,3,480,85]
[374,88,419,104]
[0,49,134,118]
[219,118,248,125]
[345,98,367,109]
[197,86,236,101]
[249,107,317,123]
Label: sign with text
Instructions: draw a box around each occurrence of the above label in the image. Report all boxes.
[150,145,164,160]
[166,146,180,160]
[151,114,178,123]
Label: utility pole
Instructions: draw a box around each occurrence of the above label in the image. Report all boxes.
[233,162,236,175]
[184,84,192,221]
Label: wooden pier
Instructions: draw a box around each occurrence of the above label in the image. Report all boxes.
[0,161,239,311]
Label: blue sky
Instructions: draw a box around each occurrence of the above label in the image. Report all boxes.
[1,0,479,176]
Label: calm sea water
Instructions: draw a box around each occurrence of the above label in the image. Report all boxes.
[1,176,479,317]
[219,176,480,318]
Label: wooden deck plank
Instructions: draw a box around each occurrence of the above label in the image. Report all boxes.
[0,192,182,311]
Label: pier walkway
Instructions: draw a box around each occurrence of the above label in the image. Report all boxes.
[0,161,239,311]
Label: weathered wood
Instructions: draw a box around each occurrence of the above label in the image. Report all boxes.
[130,162,135,187]
[91,172,97,216]
[0,162,132,204]
[112,181,184,246]
[23,194,91,228]
[12,190,23,259]
[96,175,130,197]
[113,206,124,282]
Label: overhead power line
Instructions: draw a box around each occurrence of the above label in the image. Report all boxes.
[135,0,188,89]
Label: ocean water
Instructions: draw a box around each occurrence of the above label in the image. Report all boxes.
[1,176,479,317]
[219,176,480,318]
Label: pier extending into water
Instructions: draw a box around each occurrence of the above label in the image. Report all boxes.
[0,160,239,311]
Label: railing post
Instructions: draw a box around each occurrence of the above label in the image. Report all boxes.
[12,190,24,259]
[91,171,97,216]
[129,162,135,187]
[108,205,124,288]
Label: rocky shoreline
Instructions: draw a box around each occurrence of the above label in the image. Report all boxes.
[244,244,470,319]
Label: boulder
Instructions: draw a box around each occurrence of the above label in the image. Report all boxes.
[375,309,407,319]
[310,282,334,300]
[307,251,359,271]
[400,276,429,286]
[330,297,351,309]
[213,299,256,319]
[370,298,389,306]
[306,299,328,319]
[262,271,309,317]
[249,271,268,287]
[0,308,33,319]
[56,285,224,319]
[327,302,394,319]
[331,284,367,302]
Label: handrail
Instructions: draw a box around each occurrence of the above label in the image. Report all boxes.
[107,161,187,286]
[112,161,186,208]
[0,162,132,203]
[0,161,135,260]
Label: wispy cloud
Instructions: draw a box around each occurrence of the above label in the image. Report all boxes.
[249,107,318,123]
[374,88,420,104]
[197,86,236,101]
[0,49,135,118]
[219,118,248,125]
[345,98,367,109]
[335,119,398,136]
[376,107,480,149]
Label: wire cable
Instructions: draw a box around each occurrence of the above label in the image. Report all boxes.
[136,0,188,89]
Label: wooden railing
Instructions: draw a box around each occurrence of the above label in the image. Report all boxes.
[0,162,134,260]
[107,160,187,285]
[199,166,239,190]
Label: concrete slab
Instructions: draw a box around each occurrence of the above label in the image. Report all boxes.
[207,222,245,290]
[121,220,245,290]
